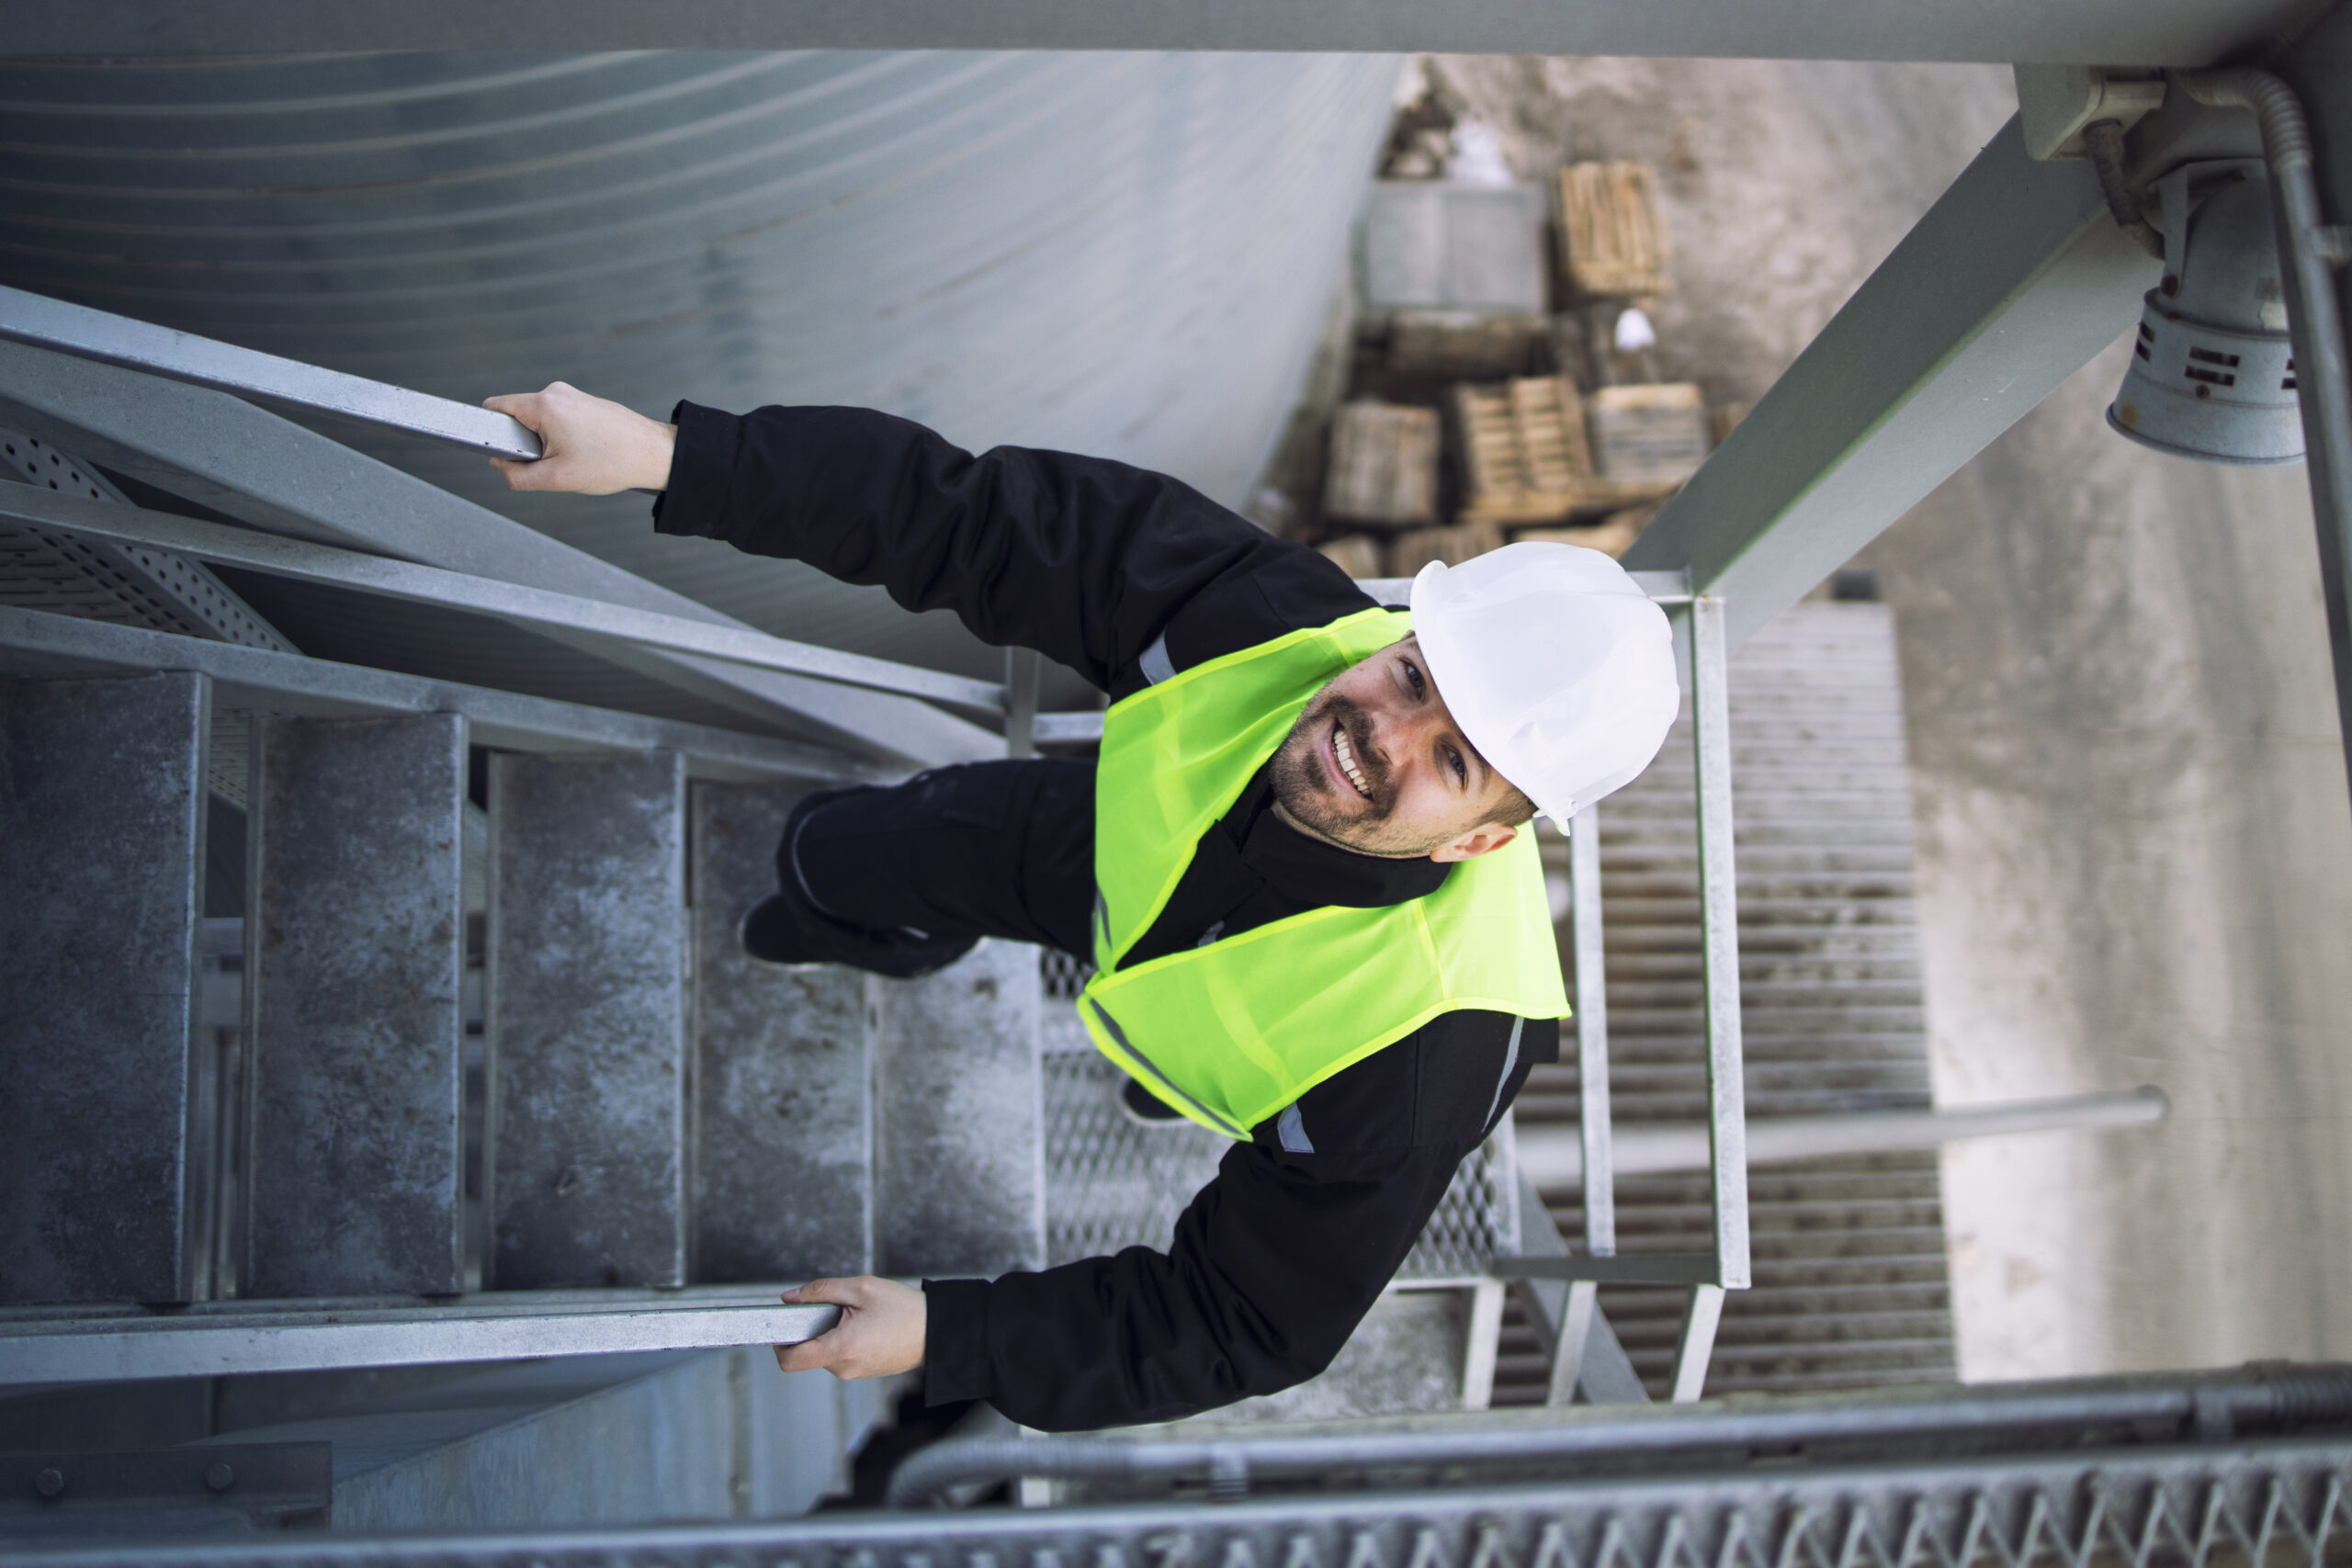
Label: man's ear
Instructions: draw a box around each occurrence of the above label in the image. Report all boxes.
[1429,822,1519,863]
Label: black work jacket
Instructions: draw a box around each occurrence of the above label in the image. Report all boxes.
[655,402,1554,1431]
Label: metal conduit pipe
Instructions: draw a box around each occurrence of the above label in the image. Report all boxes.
[2083,119,2167,259]
[1513,1087,2168,1187]
[2173,70,2352,802]
[884,1364,2352,1508]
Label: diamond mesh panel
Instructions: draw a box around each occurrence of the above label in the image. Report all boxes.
[1043,993,1520,1280]
[1040,948,1091,1000]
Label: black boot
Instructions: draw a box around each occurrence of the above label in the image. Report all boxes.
[736,889,978,979]
[739,787,980,979]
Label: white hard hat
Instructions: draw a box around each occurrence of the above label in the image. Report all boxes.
[1409,541,1679,824]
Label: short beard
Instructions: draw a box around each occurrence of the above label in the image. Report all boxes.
[1268,689,1450,858]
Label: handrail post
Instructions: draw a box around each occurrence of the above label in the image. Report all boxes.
[1674,593,1748,1402]
[1551,802,1614,1404]
[1005,647,1041,759]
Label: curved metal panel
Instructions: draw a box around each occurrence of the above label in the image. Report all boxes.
[0,51,1396,701]
[0,0,2313,69]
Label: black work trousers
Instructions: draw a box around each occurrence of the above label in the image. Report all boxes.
[788,759,1098,963]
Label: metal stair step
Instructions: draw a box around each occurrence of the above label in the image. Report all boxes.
[0,671,209,1304]
[244,713,467,1298]
[689,781,873,1282]
[873,940,1046,1280]
[485,750,689,1290]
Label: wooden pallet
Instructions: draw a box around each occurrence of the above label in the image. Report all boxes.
[1513,502,1662,560]
[1558,162,1669,299]
[1589,382,1710,485]
[1391,520,1506,575]
[1325,400,1441,527]
[1453,376,1680,526]
[1315,535,1385,579]
[1388,310,1548,377]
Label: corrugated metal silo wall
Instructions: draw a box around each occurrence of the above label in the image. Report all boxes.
[0,52,1398,697]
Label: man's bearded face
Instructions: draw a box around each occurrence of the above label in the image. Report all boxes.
[1266,637,1520,860]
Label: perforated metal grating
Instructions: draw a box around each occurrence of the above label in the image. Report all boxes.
[1043,1015,1519,1281]
[1500,600,1956,1403]
[2,428,294,807]
[0,427,292,656]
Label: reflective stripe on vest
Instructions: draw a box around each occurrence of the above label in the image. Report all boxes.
[1080,606,1569,1140]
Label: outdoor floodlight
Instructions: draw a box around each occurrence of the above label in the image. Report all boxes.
[2109,159,2304,465]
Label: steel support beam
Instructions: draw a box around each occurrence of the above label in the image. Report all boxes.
[0,341,999,769]
[0,0,2307,62]
[1623,118,2163,651]
[0,1443,331,1528]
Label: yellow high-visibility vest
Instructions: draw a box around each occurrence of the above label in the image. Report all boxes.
[1080,606,1569,1139]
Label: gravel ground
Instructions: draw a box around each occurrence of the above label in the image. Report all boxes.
[1430,53,2352,1380]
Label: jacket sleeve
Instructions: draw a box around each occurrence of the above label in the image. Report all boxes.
[921,1137,1459,1431]
[652,401,1349,692]
[919,1012,1546,1432]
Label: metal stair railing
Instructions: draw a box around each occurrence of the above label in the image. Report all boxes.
[0,283,1088,760]
[1491,592,1750,1404]
[0,284,545,462]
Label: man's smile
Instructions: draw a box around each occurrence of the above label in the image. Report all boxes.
[1326,716,1374,801]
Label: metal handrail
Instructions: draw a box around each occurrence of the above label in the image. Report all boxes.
[0,284,543,460]
[0,1285,842,1383]
[0,286,1151,740]
[1494,593,1747,1404]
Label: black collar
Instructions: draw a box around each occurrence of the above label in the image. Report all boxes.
[1226,767,1452,908]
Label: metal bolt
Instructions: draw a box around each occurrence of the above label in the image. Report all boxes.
[33,1467,63,1499]
[2161,274,2180,296]
[204,1461,236,1493]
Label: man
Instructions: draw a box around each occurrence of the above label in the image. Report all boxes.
[485,382,1679,1431]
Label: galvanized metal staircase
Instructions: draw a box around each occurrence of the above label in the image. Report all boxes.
[0,287,1751,1409]
[0,290,1051,1387]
